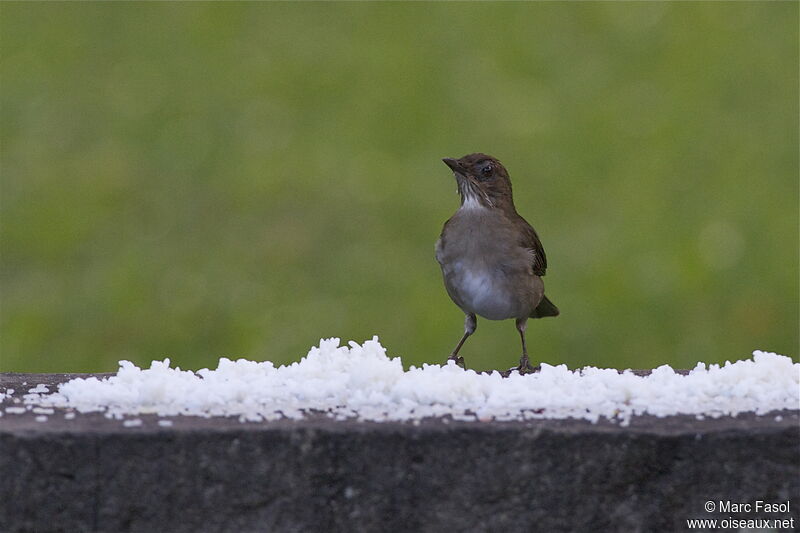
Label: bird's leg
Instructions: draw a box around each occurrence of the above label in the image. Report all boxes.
[515,317,539,374]
[447,313,476,369]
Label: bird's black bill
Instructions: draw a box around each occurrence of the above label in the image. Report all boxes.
[442,158,463,174]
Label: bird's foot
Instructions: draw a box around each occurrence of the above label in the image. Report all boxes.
[446,354,466,369]
[516,363,540,375]
[499,362,540,377]
[515,357,540,375]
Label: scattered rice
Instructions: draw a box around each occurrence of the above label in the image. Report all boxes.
[17,337,800,425]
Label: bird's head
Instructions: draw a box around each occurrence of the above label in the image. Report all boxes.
[442,153,514,210]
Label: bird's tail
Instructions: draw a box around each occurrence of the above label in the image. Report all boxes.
[531,295,559,318]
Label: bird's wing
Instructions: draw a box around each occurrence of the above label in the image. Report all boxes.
[517,216,547,276]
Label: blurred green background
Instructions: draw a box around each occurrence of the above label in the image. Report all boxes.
[1,3,797,373]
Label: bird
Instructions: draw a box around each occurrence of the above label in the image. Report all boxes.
[435,153,559,373]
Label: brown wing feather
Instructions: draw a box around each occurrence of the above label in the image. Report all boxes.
[516,215,547,276]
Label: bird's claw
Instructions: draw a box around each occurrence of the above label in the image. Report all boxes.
[447,354,466,369]
[516,365,540,375]
[515,359,540,375]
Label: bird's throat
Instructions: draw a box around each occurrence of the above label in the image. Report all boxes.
[460,194,486,210]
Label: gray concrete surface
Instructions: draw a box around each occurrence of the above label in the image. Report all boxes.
[1,372,798,532]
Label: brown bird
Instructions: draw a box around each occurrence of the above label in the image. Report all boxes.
[435,153,559,373]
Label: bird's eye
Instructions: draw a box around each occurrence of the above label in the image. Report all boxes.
[480,163,493,177]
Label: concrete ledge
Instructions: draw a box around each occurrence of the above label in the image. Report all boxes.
[1,373,798,532]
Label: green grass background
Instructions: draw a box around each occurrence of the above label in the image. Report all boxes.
[2,2,798,373]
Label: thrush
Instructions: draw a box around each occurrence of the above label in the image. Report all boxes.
[435,153,559,373]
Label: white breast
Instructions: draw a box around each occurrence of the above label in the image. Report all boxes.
[451,262,517,320]
[460,268,495,307]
